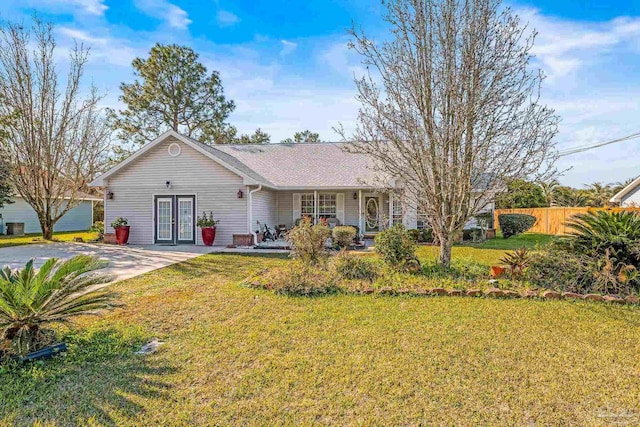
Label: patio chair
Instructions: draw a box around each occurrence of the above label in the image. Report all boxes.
[326,218,341,229]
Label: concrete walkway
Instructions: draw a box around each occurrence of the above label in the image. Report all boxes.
[0,243,216,282]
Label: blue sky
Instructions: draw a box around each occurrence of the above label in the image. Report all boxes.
[0,0,639,187]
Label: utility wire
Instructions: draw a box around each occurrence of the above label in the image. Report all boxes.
[557,131,640,157]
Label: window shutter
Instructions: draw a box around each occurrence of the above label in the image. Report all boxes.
[292,193,301,223]
[336,193,345,224]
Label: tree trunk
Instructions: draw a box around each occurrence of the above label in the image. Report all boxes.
[439,237,453,268]
[40,218,54,240]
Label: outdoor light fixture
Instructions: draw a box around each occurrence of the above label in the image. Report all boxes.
[107,191,114,200]
[237,189,244,199]
[353,192,358,200]
[165,181,171,189]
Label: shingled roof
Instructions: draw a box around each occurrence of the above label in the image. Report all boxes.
[91,131,382,189]
[190,138,379,189]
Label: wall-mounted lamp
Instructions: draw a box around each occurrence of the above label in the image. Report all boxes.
[107,191,114,200]
[237,189,244,199]
[353,192,358,200]
[165,181,171,189]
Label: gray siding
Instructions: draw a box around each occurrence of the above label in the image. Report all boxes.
[0,198,93,234]
[621,185,640,207]
[104,136,247,246]
[251,188,278,231]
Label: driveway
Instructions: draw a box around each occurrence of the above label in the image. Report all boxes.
[0,243,215,282]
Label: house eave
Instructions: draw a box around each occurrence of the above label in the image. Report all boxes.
[90,130,264,188]
[610,175,640,203]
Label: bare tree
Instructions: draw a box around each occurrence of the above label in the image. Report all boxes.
[340,0,559,266]
[0,18,110,240]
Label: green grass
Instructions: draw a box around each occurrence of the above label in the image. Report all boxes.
[1,237,639,425]
[413,233,555,267]
[468,232,555,250]
[0,230,98,248]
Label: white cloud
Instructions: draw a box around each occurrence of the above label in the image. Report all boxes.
[280,40,297,56]
[134,0,192,29]
[319,41,367,78]
[57,27,147,67]
[70,0,108,15]
[8,0,108,16]
[217,10,240,27]
[520,8,640,80]
[58,27,108,44]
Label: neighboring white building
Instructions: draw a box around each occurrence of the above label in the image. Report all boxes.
[0,193,99,235]
[610,176,640,207]
[90,130,495,246]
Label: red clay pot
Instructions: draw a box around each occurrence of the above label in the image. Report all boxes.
[490,265,506,278]
[201,227,216,246]
[114,226,130,245]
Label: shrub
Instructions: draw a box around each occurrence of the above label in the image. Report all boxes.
[498,214,536,238]
[561,210,640,265]
[0,256,115,356]
[462,227,483,242]
[525,250,590,293]
[418,228,434,243]
[90,221,104,241]
[539,210,640,295]
[332,226,357,248]
[374,224,417,269]
[422,258,488,281]
[409,228,434,243]
[331,250,379,281]
[286,217,331,266]
[248,263,338,296]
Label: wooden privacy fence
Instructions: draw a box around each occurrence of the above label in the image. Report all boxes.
[493,207,640,235]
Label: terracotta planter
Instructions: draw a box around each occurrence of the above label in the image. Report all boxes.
[486,228,496,239]
[201,227,216,246]
[114,226,130,245]
[490,265,506,278]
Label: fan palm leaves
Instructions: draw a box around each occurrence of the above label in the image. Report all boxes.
[0,255,116,355]
[536,179,559,206]
[586,182,614,207]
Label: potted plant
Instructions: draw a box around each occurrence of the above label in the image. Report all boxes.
[197,211,220,246]
[111,217,130,245]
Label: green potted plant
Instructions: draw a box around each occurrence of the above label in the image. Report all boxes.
[110,217,129,245]
[197,211,220,246]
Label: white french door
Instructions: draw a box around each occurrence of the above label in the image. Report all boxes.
[156,197,173,242]
[177,197,194,242]
[155,195,195,244]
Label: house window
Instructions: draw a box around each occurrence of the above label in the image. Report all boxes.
[301,194,315,218]
[417,205,429,230]
[318,194,337,219]
[392,198,403,225]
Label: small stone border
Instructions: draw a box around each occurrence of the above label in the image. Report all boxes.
[359,287,640,305]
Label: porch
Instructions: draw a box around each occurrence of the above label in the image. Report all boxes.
[248,187,414,246]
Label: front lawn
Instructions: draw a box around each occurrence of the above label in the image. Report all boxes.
[1,240,639,425]
[414,232,554,266]
[0,230,97,248]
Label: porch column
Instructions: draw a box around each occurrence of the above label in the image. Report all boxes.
[358,190,362,234]
[314,190,318,224]
[389,192,394,226]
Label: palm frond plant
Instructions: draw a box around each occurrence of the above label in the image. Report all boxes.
[0,255,116,356]
[500,247,531,280]
[558,210,640,294]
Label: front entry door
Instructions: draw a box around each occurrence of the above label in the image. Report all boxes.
[154,195,195,244]
[365,196,380,232]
